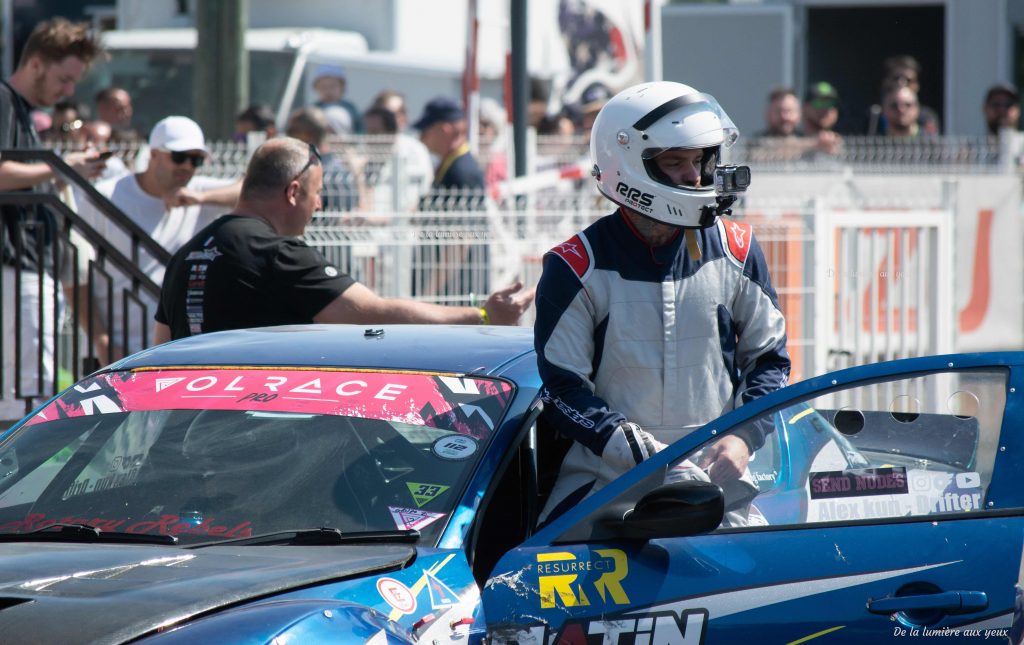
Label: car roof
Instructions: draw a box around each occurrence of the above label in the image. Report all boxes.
[113,325,536,376]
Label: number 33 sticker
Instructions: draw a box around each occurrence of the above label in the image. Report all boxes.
[431,435,477,460]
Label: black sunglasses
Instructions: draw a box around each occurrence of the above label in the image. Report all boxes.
[285,142,323,197]
[291,142,322,182]
[169,151,205,168]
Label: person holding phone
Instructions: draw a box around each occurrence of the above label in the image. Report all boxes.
[0,18,108,423]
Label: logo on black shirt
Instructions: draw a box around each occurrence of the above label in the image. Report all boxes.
[185,247,222,262]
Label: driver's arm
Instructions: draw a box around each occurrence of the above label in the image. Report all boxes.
[729,230,791,452]
[535,252,660,478]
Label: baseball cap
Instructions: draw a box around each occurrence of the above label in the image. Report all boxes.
[148,116,208,154]
[313,64,347,83]
[805,81,840,108]
[413,97,465,130]
[985,83,1019,106]
[580,83,612,115]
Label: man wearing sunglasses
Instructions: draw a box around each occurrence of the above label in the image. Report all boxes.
[76,115,242,359]
[153,137,534,343]
[801,81,843,157]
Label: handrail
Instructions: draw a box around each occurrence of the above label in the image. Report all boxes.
[0,191,161,295]
[0,149,172,418]
[0,149,171,266]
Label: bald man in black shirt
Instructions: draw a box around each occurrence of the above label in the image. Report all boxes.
[155,138,533,342]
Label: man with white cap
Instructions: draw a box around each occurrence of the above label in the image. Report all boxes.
[76,115,242,360]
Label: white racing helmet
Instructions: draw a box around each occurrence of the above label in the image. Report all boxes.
[590,81,743,228]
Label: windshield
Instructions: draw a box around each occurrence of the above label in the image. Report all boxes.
[0,368,512,546]
[75,49,295,135]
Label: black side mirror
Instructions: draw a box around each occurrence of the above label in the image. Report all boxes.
[600,480,724,540]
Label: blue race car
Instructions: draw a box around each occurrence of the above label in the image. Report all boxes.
[0,325,1018,643]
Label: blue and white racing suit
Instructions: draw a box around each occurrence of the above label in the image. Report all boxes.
[534,208,791,522]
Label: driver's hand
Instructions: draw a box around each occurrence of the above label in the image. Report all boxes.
[665,458,710,484]
[697,434,750,484]
[602,421,663,473]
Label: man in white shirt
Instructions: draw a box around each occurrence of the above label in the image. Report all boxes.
[76,116,241,361]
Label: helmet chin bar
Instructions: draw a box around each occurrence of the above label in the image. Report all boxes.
[697,195,737,228]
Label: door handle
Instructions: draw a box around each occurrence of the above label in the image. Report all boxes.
[868,591,988,615]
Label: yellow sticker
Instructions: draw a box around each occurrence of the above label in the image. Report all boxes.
[407,482,450,507]
[536,549,630,609]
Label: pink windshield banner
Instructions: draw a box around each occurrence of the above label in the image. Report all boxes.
[27,370,512,437]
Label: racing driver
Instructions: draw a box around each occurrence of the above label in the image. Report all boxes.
[534,81,791,525]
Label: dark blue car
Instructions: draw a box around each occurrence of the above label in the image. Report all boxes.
[0,325,1018,643]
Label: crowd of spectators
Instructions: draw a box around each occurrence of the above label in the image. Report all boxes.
[746,55,1020,164]
[0,17,1021,425]
[45,50,1018,222]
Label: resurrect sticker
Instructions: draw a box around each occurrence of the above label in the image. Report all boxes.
[809,467,908,499]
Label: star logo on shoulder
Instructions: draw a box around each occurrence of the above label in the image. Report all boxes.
[555,242,583,259]
[729,222,747,249]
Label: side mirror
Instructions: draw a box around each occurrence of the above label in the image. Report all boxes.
[600,480,724,540]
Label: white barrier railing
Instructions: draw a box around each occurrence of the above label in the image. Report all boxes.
[305,193,963,384]
[814,208,955,374]
[37,132,1022,387]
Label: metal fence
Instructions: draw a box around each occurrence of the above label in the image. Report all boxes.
[1,131,1019,423]
[48,130,1021,209]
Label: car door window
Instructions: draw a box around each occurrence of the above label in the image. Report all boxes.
[487,366,1015,642]
[691,368,1007,528]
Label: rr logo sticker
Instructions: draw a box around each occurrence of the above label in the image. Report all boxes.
[536,549,630,609]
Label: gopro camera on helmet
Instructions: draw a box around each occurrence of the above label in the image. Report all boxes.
[714,165,751,195]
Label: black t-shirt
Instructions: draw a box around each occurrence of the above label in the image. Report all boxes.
[156,215,356,339]
[0,80,59,274]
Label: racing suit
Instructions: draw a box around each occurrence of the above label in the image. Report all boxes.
[535,208,790,522]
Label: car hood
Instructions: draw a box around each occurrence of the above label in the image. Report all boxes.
[0,542,415,645]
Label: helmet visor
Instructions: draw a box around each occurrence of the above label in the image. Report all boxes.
[635,92,739,160]
[643,146,720,189]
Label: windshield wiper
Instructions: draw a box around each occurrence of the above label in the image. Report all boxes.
[186,527,420,548]
[0,522,178,545]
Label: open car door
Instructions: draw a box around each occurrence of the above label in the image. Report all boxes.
[483,353,1024,643]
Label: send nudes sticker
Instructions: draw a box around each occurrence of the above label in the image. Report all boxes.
[389,506,446,531]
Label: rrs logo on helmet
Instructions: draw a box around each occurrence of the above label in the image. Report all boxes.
[615,182,654,213]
